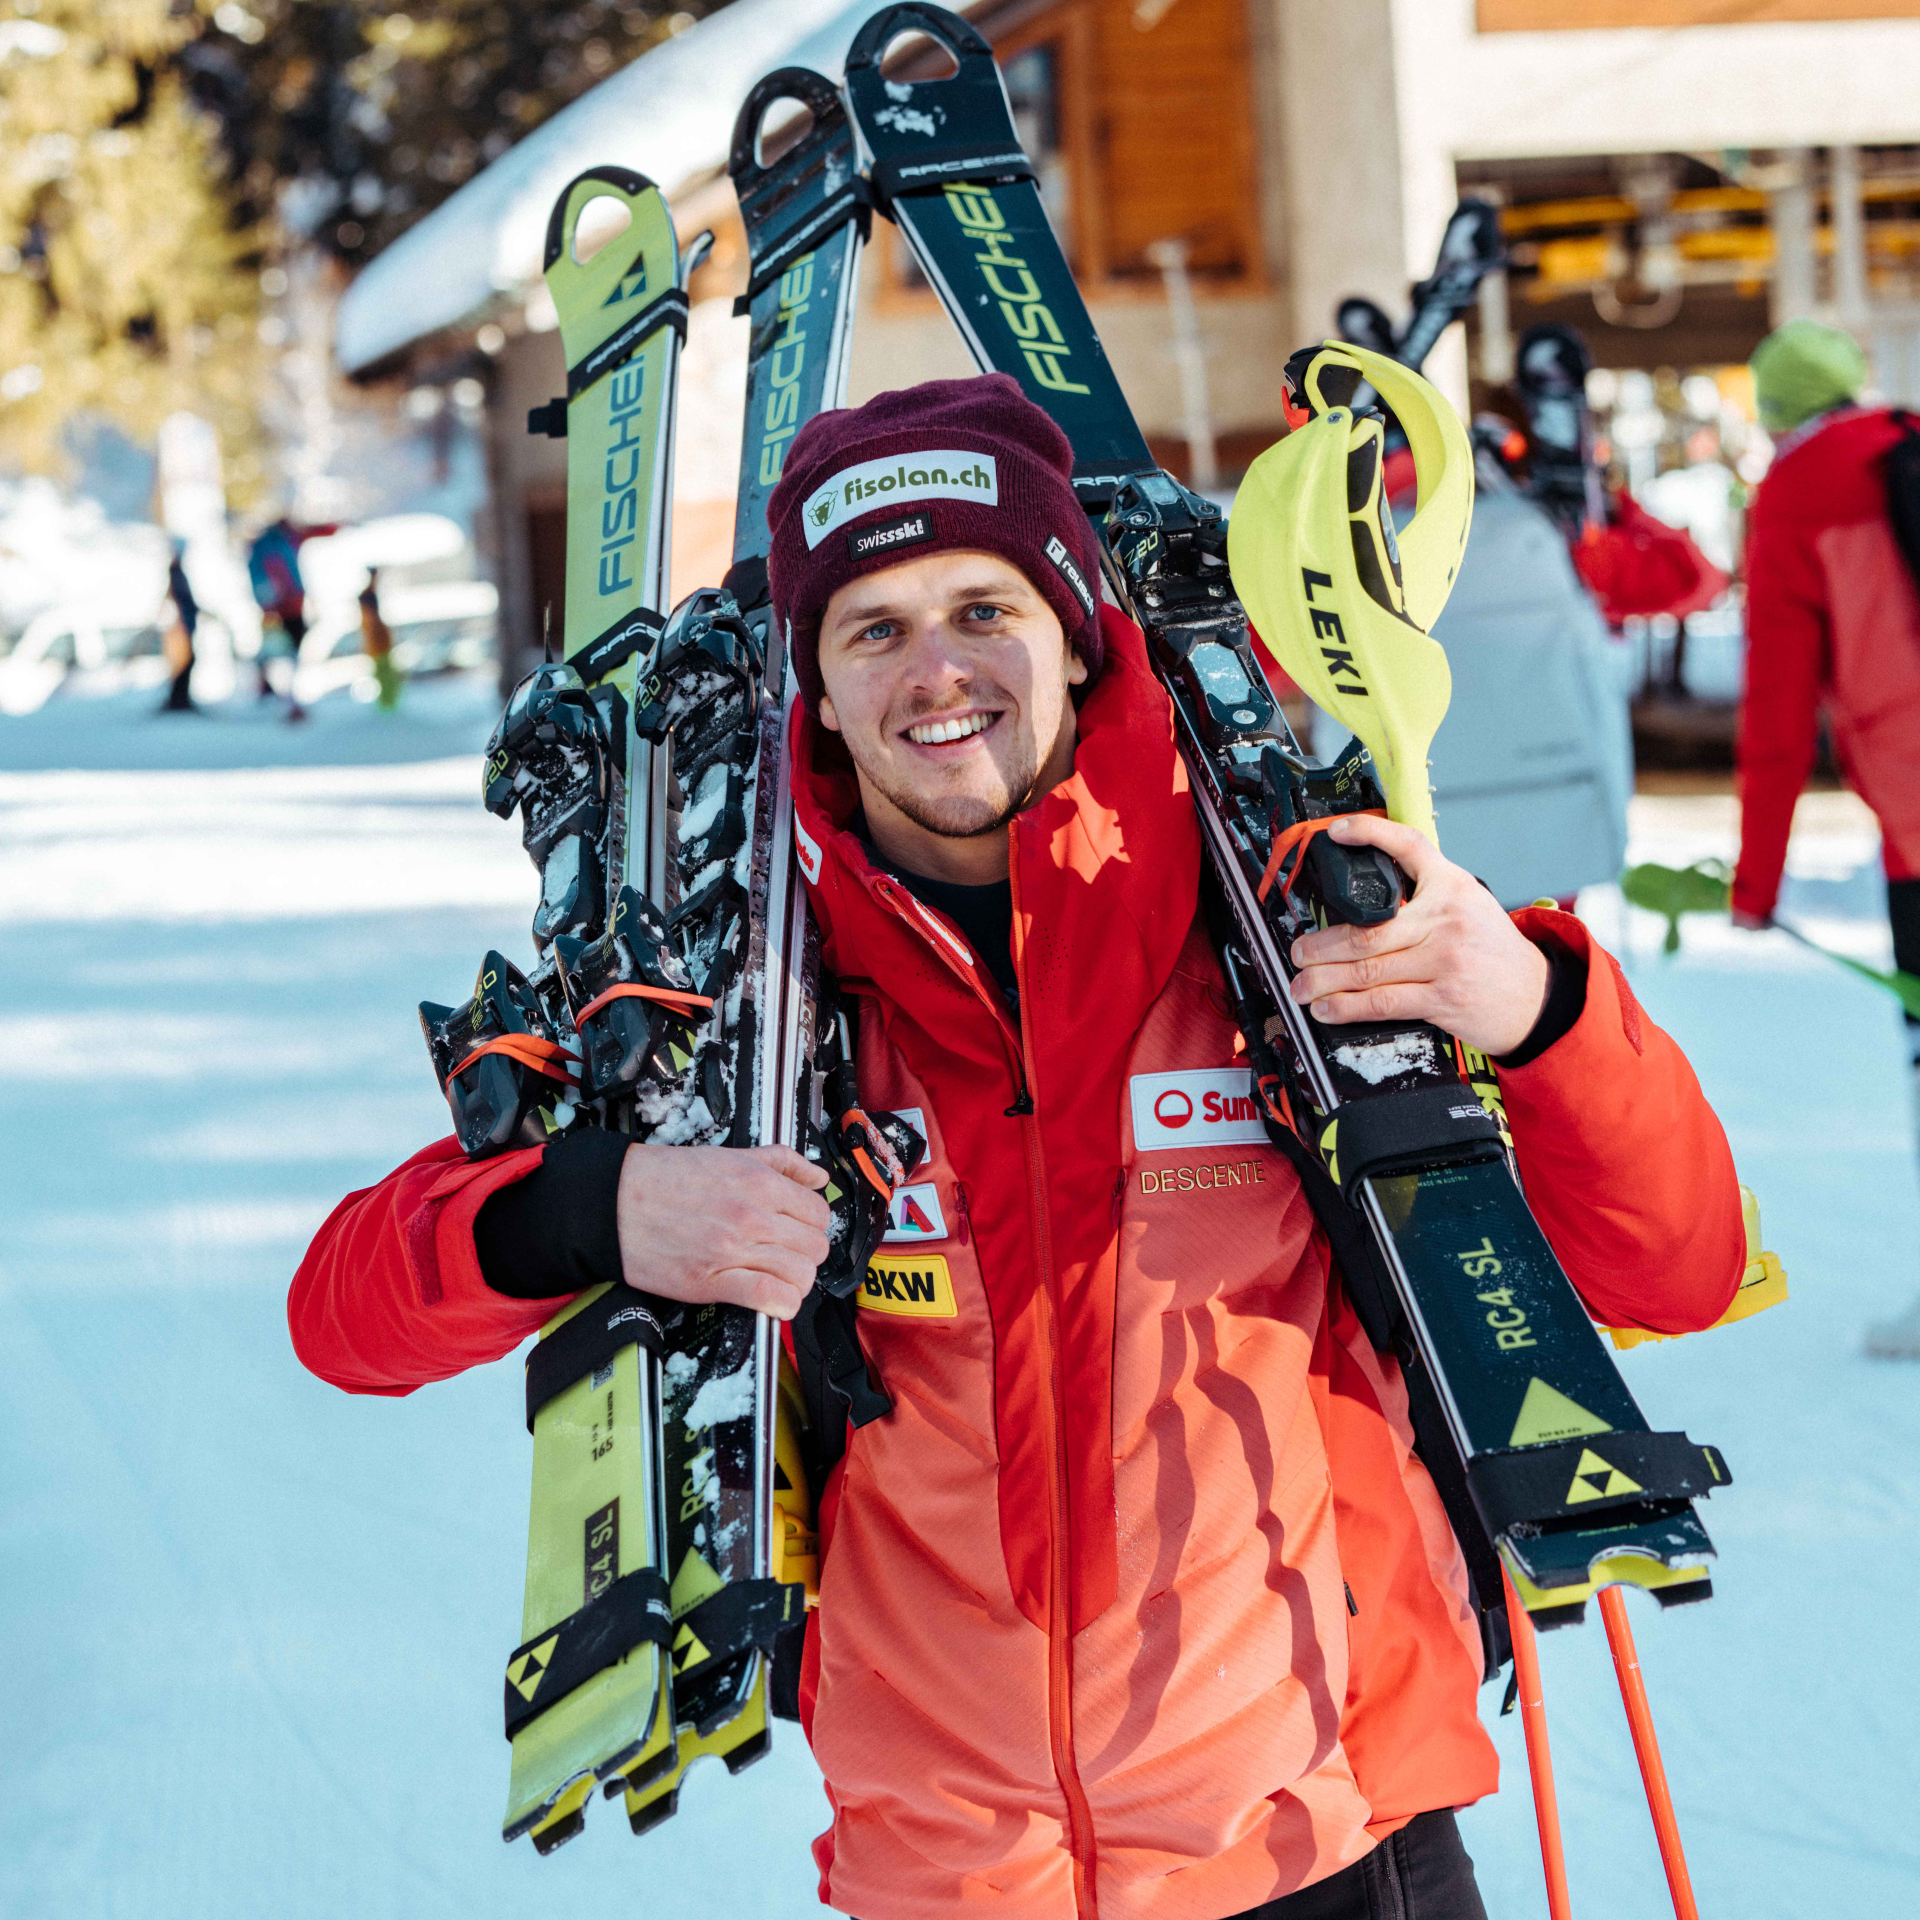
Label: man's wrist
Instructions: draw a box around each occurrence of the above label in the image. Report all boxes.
[474,1128,629,1300]
[1493,941,1588,1069]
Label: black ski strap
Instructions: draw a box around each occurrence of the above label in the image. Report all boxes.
[527,397,568,438]
[790,1288,891,1483]
[525,1289,666,1432]
[565,286,691,399]
[577,606,668,686]
[674,1577,809,1679]
[869,143,1035,209]
[1317,1083,1504,1202]
[502,1566,672,1740]
[733,179,874,315]
[1470,1432,1731,1534]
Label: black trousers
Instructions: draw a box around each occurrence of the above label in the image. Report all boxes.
[1224,1810,1488,1920]
[1892,878,1920,1042]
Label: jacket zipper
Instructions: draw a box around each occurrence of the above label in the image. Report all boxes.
[1007,829,1099,1918]
[864,854,1097,1912]
[953,1180,972,1248]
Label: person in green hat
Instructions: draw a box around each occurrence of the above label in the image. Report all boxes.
[1734,319,1920,1357]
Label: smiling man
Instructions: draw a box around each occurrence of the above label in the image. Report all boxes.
[290,374,1745,1920]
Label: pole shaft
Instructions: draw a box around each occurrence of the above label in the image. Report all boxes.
[1502,1566,1574,1920]
[1597,1583,1699,1920]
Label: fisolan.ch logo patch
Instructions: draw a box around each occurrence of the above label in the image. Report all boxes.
[802,451,998,549]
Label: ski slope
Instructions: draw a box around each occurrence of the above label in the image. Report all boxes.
[3,684,1916,1919]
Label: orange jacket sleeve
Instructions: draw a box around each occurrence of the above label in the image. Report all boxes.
[287,1136,572,1395]
[1501,908,1745,1334]
[1734,480,1830,921]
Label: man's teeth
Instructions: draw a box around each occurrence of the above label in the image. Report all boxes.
[908,712,992,745]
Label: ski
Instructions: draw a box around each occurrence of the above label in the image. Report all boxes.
[842,4,1731,1637]
[448,164,699,1851]
[612,68,897,1838]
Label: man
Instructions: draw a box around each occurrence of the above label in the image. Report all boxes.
[291,376,1744,1918]
[1733,321,1920,1358]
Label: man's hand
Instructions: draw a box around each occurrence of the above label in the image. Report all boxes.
[617,1142,830,1320]
[1287,814,1551,1058]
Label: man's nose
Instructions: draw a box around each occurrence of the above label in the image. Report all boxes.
[898,616,972,691]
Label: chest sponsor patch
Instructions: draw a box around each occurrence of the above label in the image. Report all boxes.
[859,1253,957,1319]
[801,451,998,548]
[1130,1067,1269,1153]
[890,1106,928,1173]
[793,814,822,885]
[883,1181,946,1243]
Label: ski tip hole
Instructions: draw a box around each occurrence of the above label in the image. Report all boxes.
[571,195,633,267]
[878,29,959,82]
[754,99,815,170]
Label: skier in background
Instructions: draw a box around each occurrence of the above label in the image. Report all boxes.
[157,541,198,714]
[359,568,402,712]
[1732,319,1920,1358]
[291,377,1746,1918]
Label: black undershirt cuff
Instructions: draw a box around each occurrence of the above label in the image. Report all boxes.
[474,1127,629,1300]
[1493,941,1588,1070]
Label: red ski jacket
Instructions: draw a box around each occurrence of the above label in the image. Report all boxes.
[290,608,1744,1920]
[1735,406,1920,919]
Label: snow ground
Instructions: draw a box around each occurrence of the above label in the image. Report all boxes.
[3,687,1917,1918]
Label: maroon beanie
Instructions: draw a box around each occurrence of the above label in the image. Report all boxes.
[766,372,1104,713]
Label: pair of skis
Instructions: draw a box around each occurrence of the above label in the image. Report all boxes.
[419,75,898,1854]
[836,8,1718,1915]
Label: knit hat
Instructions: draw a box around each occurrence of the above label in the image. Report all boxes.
[766,373,1103,713]
[1750,320,1867,434]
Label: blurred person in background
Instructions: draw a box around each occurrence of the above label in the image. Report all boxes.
[158,541,198,715]
[1732,319,1920,1358]
[359,568,401,712]
[247,514,335,722]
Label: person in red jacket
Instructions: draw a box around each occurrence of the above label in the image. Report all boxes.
[1733,320,1920,1358]
[291,376,1744,1920]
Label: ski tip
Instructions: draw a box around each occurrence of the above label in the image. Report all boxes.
[543,165,663,274]
[845,2,990,75]
[729,67,845,185]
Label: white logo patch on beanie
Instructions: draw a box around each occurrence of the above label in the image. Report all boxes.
[802,451,999,549]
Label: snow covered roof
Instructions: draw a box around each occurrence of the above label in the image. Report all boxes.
[335,0,977,373]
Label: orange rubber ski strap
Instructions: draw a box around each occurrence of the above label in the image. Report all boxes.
[1256,810,1388,906]
[574,981,714,1024]
[451,1034,579,1089]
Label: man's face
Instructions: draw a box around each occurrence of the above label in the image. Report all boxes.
[816,548,1087,847]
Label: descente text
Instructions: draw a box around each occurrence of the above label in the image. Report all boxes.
[1139,1160,1270,1194]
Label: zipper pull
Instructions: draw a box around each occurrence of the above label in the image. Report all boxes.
[1111,1166,1126,1227]
[954,1180,972,1247]
[1004,1083,1034,1118]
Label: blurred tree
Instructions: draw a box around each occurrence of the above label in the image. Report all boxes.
[0,0,261,481]
[184,1,731,268]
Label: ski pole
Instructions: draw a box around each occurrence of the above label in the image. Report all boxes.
[1501,1565,1573,1920]
[1596,1584,1699,1920]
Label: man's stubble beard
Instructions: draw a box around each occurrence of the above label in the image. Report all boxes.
[866,731,1040,842]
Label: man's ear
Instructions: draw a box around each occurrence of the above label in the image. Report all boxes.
[1066,643,1089,688]
[818,689,842,733]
